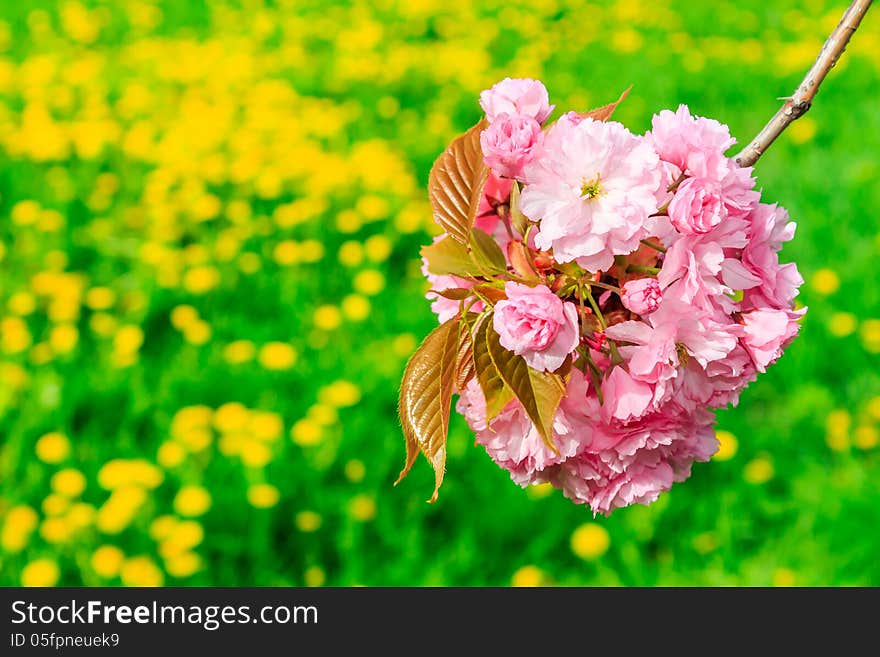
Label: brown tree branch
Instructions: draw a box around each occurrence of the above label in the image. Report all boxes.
[734,0,873,168]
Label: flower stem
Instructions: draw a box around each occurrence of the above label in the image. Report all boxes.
[626,265,661,275]
[639,239,667,253]
[583,284,607,329]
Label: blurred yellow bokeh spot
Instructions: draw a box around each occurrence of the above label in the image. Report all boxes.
[570,523,610,560]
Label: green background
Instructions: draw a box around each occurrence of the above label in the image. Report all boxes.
[1,0,878,586]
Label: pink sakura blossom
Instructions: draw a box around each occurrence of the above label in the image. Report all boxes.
[479,77,555,125]
[493,282,579,372]
[418,80,805,515]
[621,278,662,316]
[520,117,662,272]
[649,104,736,181]
[480,113,543,179]
[740,309,803,372]
[456,370,594,486]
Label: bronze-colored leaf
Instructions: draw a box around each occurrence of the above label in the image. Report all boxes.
[473,284,507,304]
[581,86,632,122]
[508,182,530,237]
[431,287,472,301]
[420,235,482,278]
[469,227,507,273]
[473,316,514,420]
[396,317,460,502]
[485,325,566,453]
[507,240,540,281]
[428,119,489,244]
[455,315,477,391]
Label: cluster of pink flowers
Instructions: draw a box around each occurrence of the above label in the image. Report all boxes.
[423,78,805,515]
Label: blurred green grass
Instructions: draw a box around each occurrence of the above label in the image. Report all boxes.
[0,0,878,587]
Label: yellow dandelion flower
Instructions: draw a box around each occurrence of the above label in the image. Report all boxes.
[344,459,366,483]
[299,240,325,263]
[810,269,839,295]
[828,312,857,337]
[36,431,70,464]
[50,468,86,497]
[313,305,342,330]
[173,485,212,518]
[291,419,322,446]
[571,523,610,560]
[788,117,816,144]
[157,440,187,468]
[149,515,178,542]
[341,294,371,321]
[273,240,301,266]
[247,483,280,509]
[8,291,37,316]
[853,425,878,450]
[113,325,144,354]
[213,402,250,433]
[21,558,60,587]
[353,269,385,295]
[307,404,337,426]
[91,545,124,578]
[258,342,298,370]
[860,319,880,353]
[295,511,322,533]
[29,342,53,366]
[218,431,247,456]
[392,333,417,357]
[224,339,256,364]
[241,439,273,467]
[826,409,851,451]
[692,531,719,554]
[338,241,364,267]
[1,505,38,552]
[526,482,554,499]
[183,266,220,294]
[49,323,78,355]
[164,552,202,578]
[304,566,326,587]
[713,430,739,461]
[89,312,117,336]
[511,565,545,587]
[348,495,376,522]
[170,304,199,330]
[1,316,32,354]
[84,286,115,310]
[43,493,70,516]
[249,411,283,442]
[866,396,880,420]
[11,200,41,226]
[40,516,72,544]
[183,320,211,345]
[336,209,362,233]
[66,502,95,530]
[364,235,392,262]
[319,380,361,407]
[161,520,204,556]
[120,556,163,587]
[743,456,774,484]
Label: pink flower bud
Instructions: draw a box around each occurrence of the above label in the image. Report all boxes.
[480,114,543,180]
[479,77,555,125]
[621,278,662,316]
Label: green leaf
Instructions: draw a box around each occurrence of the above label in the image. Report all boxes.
[469,227,507,273]
[485,325,566,453]
[420,236,482,277]
[396,317,460,502]
[428,119,489,244]
[472,315,514,420]
[509,182,530,237]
